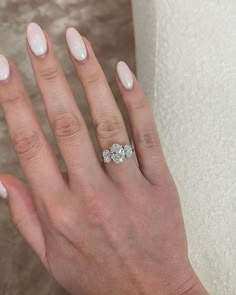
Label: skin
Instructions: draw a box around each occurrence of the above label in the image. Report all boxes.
[0,29,208,295]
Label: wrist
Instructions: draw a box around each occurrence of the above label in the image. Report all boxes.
[181,284,208,295]
[164,264,208,295]
[178,275,208,295]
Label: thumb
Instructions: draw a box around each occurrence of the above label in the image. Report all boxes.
[0,174,48,270]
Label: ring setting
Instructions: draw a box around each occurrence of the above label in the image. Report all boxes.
[102,144,134,164]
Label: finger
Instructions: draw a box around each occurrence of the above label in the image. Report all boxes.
[66,28,140,180]
[62,171,69,184]
[0,55,65,199]
[0,175,49,270]
[26,23,102,182]
[116,61,168,185]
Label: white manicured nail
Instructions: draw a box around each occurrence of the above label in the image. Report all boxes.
[66,27,88,62]
[27,23,47,57]
[117,61,134,90]
[0,55,10,81]
[0,181,8,199]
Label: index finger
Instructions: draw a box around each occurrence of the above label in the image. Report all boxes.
[0,55,66,200]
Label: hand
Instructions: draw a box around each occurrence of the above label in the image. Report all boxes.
[0,23,207,295]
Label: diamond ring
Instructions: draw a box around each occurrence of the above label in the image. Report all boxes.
[102,144,134,164]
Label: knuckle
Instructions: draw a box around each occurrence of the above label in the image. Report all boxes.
[135,128,159,149]
[127,99,147,112]
[83,69,101,87]
[54,212,71,233]
[133,101,146,111]
[12,208,37,232]
[13,130,42,160]
[45,203,81,247]
[1,92,25,107]
[45,202,72,233]
[39,67,58,81]
[86,197,109,226]
[12,215,25,232]
[95,115,124,139]
[53,112,82,141]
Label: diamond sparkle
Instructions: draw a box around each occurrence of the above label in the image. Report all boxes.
[110,144,126,164]
[124,145,133,158]
[102,144,134,164]
[102,149,111,163]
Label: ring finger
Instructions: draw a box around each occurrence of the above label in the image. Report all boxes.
[26,23,103,183]
[66,28,140,180]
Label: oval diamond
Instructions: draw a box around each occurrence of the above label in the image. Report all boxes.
[110,144,126,164]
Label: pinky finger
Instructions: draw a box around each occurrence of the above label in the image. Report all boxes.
[0,175,48,270]
[116,62,168,185]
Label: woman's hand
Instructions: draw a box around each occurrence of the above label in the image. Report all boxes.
[0,23,207,295]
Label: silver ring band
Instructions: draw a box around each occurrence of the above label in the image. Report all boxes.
[102,143,134,164]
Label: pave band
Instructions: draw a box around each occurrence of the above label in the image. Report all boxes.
[102,144,134,164]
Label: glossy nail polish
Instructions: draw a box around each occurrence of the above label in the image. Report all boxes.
[27,23,47,57]
[0,181,8,199]
[66,27,88,62]
[117,61,134,90]
[0,55,10,81]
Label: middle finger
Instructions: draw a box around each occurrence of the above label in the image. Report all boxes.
[26,23,102,181]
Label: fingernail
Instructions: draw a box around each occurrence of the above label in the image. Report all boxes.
[0,181,8,199]
[27,23,47,57]
[66,27,88,62]
[117,61,134,90]
[0,55,10,81]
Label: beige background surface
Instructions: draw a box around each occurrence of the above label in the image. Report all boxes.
[0,1,134,294]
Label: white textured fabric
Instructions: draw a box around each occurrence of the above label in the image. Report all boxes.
[132,1,236,294]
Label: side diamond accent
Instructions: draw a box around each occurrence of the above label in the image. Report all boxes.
[102,150,111,163]
[124,145,133,158]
